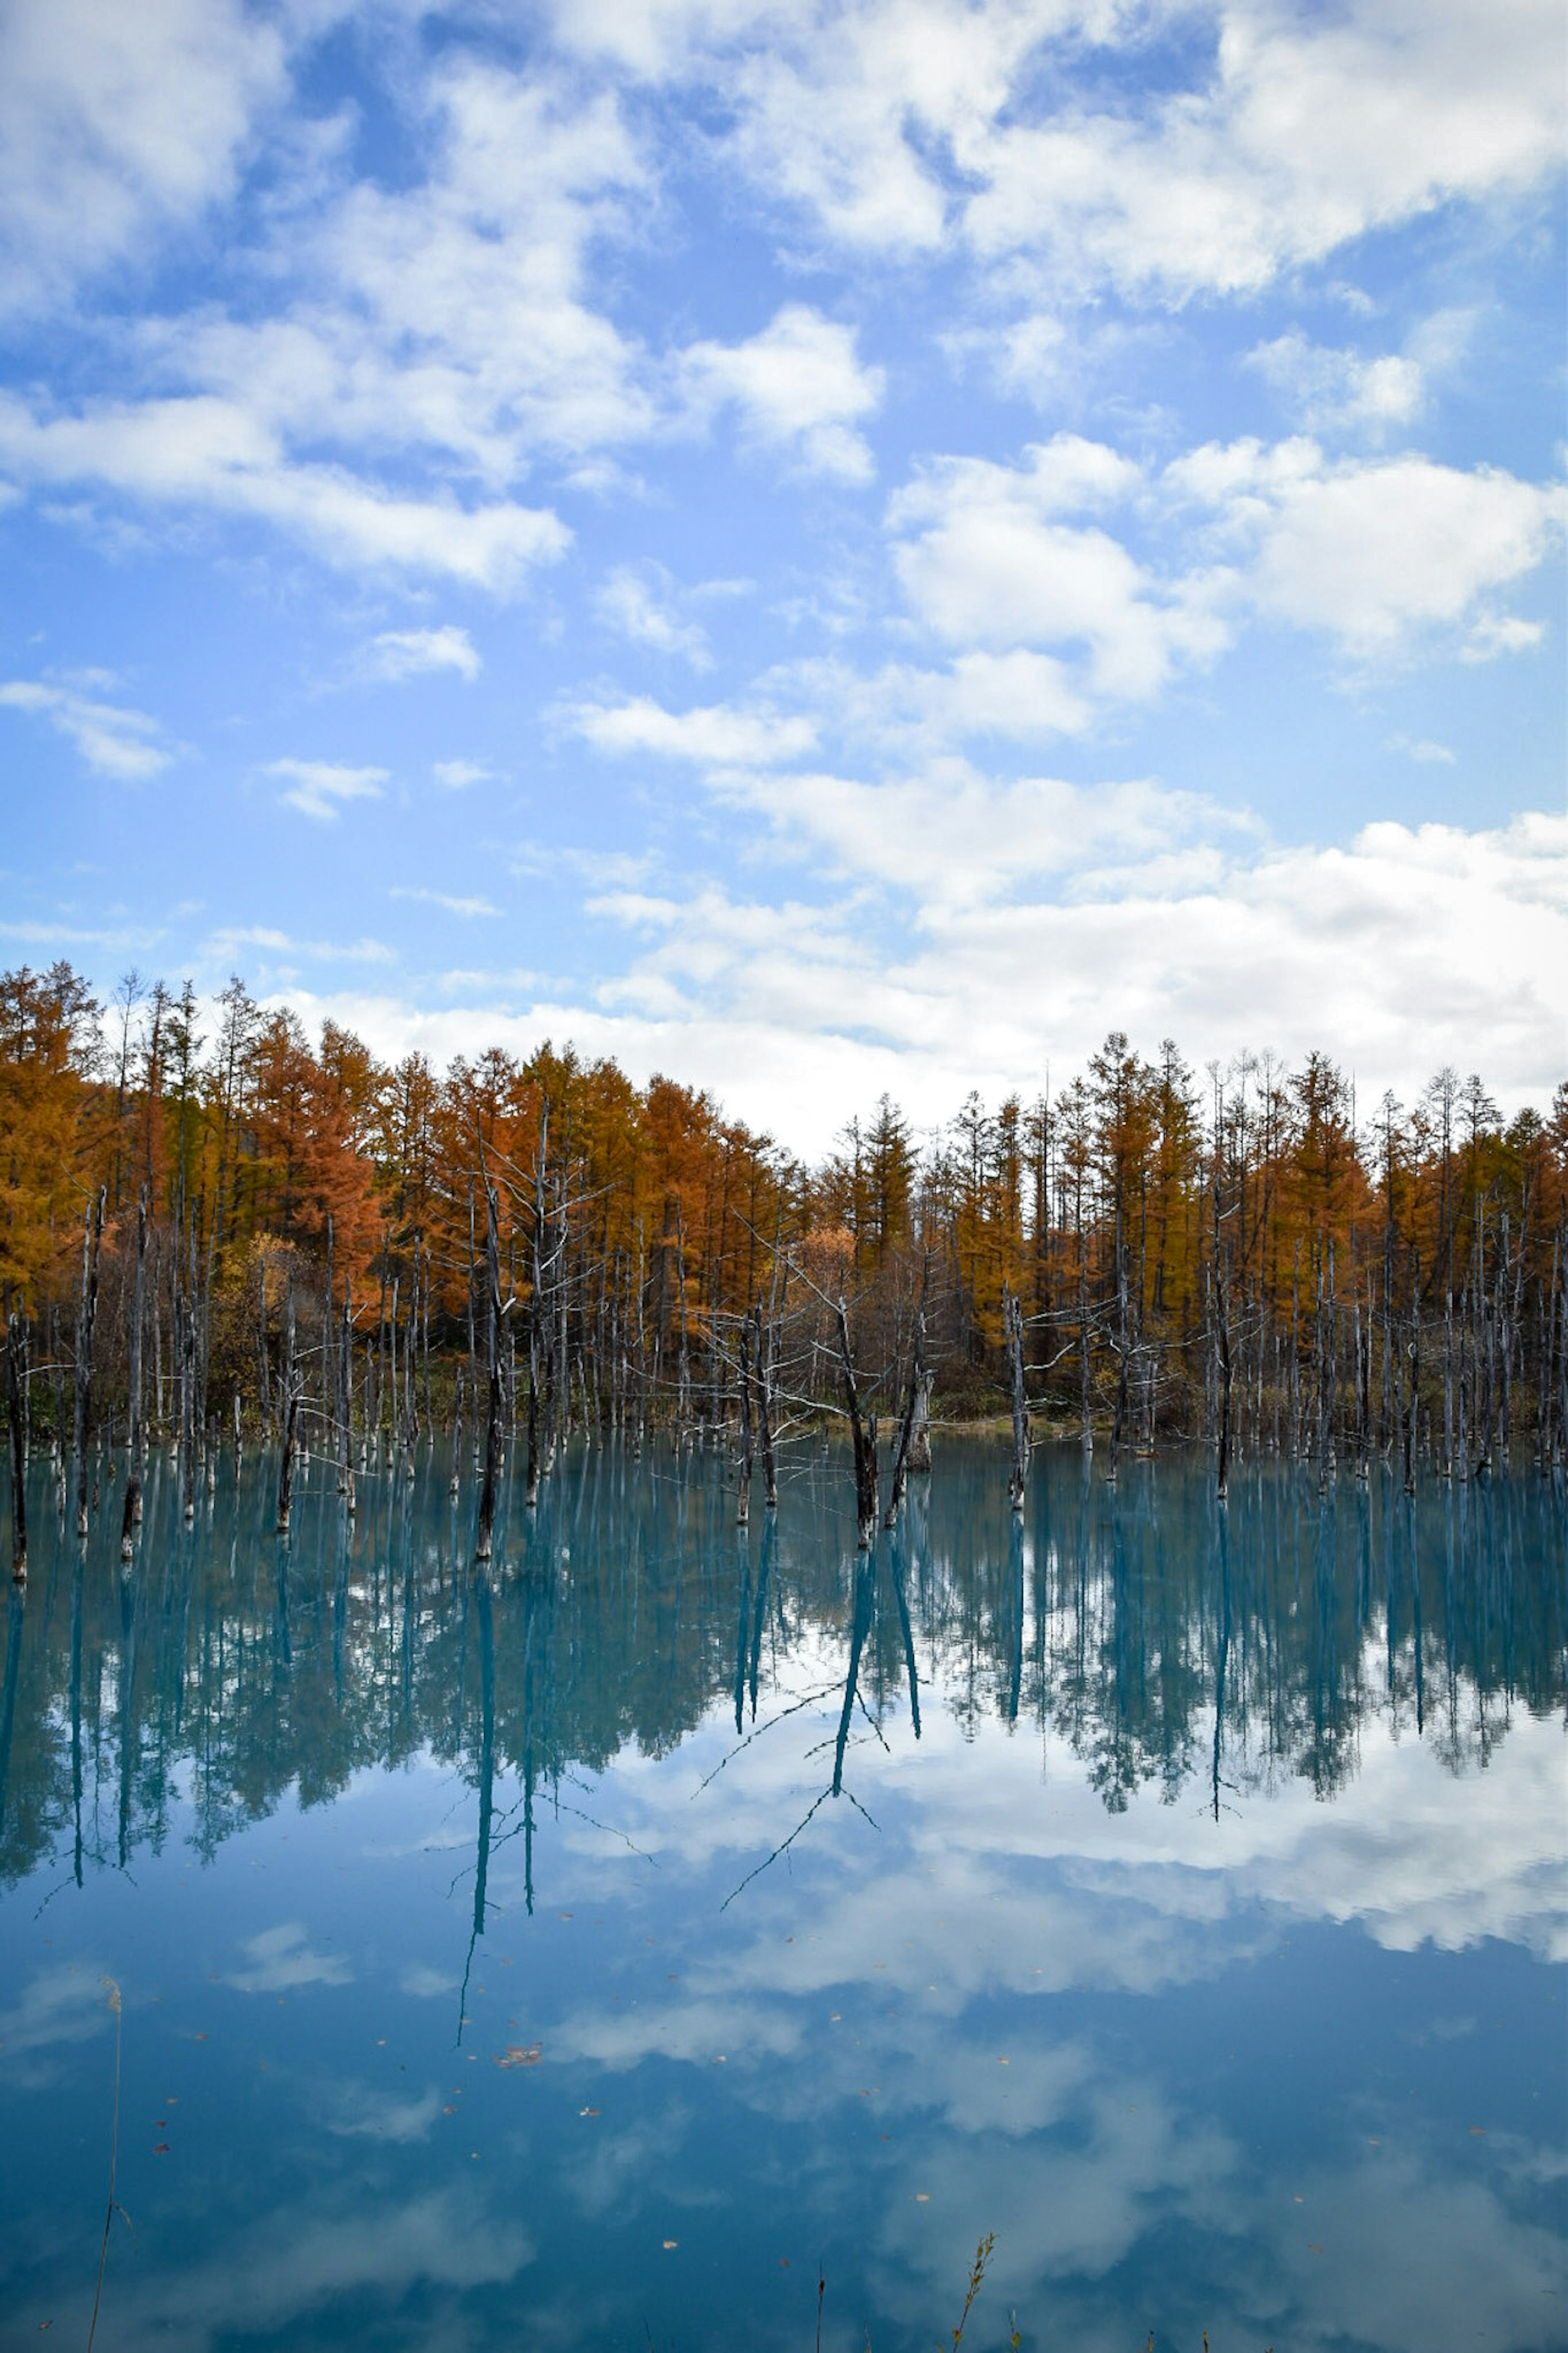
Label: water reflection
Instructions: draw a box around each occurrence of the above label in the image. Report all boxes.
[0,1443,1562,1900]
[0,1442,1563,2352]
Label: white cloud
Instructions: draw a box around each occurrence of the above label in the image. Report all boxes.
[0,392,571,588]
[1167,437,1566,656]
[1247,330,1425,430]
[204,924,393,966]
[565,692,817,766]
[780,650,1096,748]
[678,303,884,482]
[324,2085,443,2143]
[962,0,1568,298]
[557,2,1566,299]
[360,626,481,684]
[596,563,710,665]
[264,756,388,821]
[281,801,1567,1154]
[0,1965,115,2074]
[432,758,494,789]
[0,0,285,317]
[399,1962,460,1998]
[1388,734,1457,765]
[74,2187,532,2351]
[0,676,172,778]
[223,1923,353,1995]
[390,886,501,918]
[888,437,1229,701]
[877,433,1561,706]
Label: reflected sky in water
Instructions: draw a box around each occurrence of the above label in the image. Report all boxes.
[1,1441,1564,2352]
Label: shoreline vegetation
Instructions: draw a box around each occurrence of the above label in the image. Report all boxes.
[1,959,1564,1576]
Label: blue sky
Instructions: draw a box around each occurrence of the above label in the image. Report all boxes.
[0,0,1563,1150]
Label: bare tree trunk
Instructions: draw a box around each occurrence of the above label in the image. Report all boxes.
[835,1296,878,1549]
[276,1378,300,1534]
[1005,1287,1029,1510]
[754,1302,778,1509]
[339,1285,356,1513]
[120,1189,147,1560]
[884,1302,927,1528]
[7,1314,27,1580]
[256,1255,270,1432]
[477,1182,503,1562]
[736,1316,753,1526]
[72,1189,105,1540]
[1213,1185,1233,1502]
[1401,1244,1420,1494]
[1078,1245,1093,1458]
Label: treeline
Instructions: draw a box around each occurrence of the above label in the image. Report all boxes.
[1,961,1565,1556]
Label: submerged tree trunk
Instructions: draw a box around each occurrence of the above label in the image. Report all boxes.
[121,1188,147,1561]
[835,1296,878,1549]
[753,1303,778,1509]
[7,1314,27,1580]
[477,1181,503,1562]
[72,1188,105,1540]
[884,1303,927,1528]
[1005,1287,1029,1511]
[736,1316,754,1526]
[275,1378,300,1534]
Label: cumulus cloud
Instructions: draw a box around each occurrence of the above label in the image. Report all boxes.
[962,0,1568,298]
[880,432,1561,697]
[1247,329,1425,430]
[1167,437,1566,657]
[0,676,172,778]
[265,757,387,821]
[0,393,570,588]
[0,0,285,317]
[557,1,1566,299]
[279,802,1566,1153]
[359,626,481,684]
[432,758,495,789]
[887,436,1230,701]
[565,691,817,766]
[677,303,884,481]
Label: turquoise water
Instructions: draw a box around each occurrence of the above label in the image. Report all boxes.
[1,1441,1564,2352]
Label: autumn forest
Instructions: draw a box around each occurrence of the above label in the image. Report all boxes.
[2,959,1565,1572]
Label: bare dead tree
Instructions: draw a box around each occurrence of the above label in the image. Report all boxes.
[753,1301,778,1509]
[120,1187,147,1562]
[275,1374,300,1534]
[736,1314,754,1526]
[835,1295,878,1549]
[72,1188,105,1540]
[884,1298,927,1529]
[1005,1286,1029,1511]
[476,1179,503,1561]
[7,1314,27,1580]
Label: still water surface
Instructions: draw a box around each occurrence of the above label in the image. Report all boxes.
[0,1442,1564,2352]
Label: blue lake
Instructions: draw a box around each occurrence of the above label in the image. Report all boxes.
[1,1441,1564,2351]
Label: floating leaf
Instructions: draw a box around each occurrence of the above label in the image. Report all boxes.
[494,2042,542,2070]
